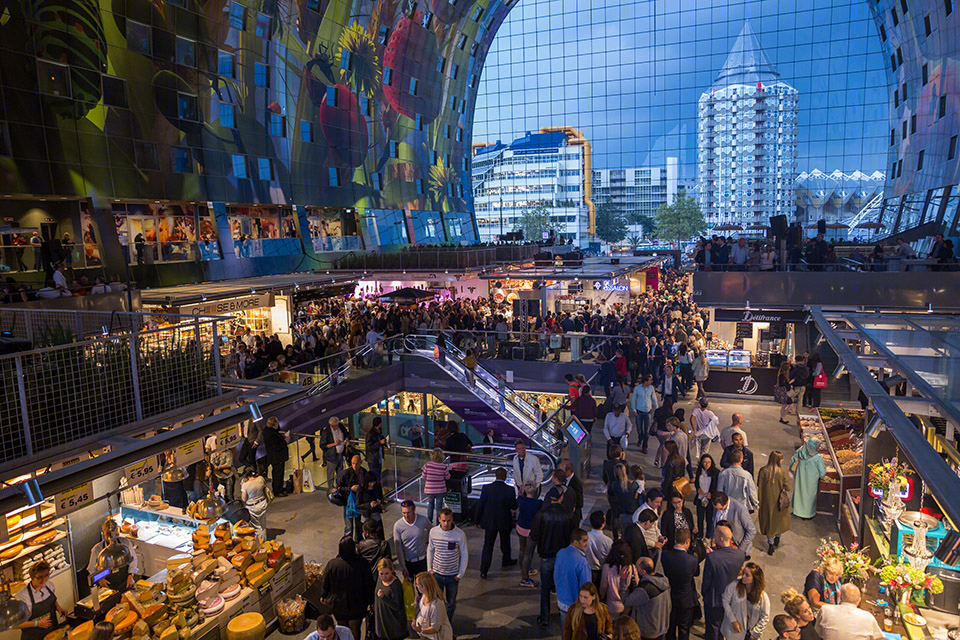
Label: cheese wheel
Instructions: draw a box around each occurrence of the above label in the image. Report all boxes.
[226,613,265,640]
[114,610,139,635]
[159,625,179,640]
[220,583,241,601]
[199,596,224,616]
[6,514,22,531]
[43,629,66,640]
[107,603,131,624]
[0,544,23,560]
[69,620,94,640]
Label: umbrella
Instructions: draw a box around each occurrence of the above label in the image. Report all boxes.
[855,222,885,229]
[713,224,743,231]
[377,287,435,304]
[747,224,770,230]
[826,223,849,230]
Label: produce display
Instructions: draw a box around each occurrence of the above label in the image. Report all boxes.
[820,408,865,476]
[304,562,323,590]
[276,596,306,633]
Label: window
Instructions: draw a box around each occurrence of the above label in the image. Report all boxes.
[409,77,418,96]
[360,95,372,116]
[219,103,235,128]
[0,122,9,156]
[416,178,425,194]
[371,172,382,191]
[436,57,446,73]
[471,5,483,21]
[449,95,457,110]
[300,120,313,142]
[922,63,928,84]
[910,114,916,134]
[231,154,247,178]
[389,141,399,158]
[325,86,338,107]
[269,112,285,137]
[258,157,273,180]
[902,121,908,139]
[383,67,392,86]
[894,89,899,108]
[900,0,908,13]
[879,23,887,41]
[924,14,931,35]
[457,33,467,49]
[254,63,269,87]
[228,2,245,29]
[897,159,903,177]
[378,26,390,44]
[449,63,459,79]
[177,93,198,120]
[218,50,235,77]
[415,114,424,131]
[940,94,947,118]
[891,7,898,26]
[256,13,270,38]
[126,20,151,54]
[172,147,192,173]
[948,135,958,160]
[444,124,451,138]
[902,82,907,101]
[176,37,196,66]
[896,47,903,66]
[459,99,466,114]
[305,0,318,9]
[328,167,340,187]
[461,157,468,171]
[455,127,463,141]
[946,0,953,16]
[470,41,479,56]
[134,142,158,170]
[891,54,897,73]
[917,149,924,170]
[340,50,352,71]
[421,11,433,28]
[102,75,128,108]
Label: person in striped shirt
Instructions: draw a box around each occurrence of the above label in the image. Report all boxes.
[427,508,468,624]
[421,448,451,525]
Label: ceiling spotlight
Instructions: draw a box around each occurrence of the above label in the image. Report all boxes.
[833,364,846,380]
[865,415,884,438]
[248,402,263,422]
[18,479,43,507]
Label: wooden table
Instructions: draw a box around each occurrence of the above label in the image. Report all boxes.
[861,578,936,640]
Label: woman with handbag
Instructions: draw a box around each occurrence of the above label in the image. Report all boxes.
[660,440,687,496]
[659,490,697,548]
[774,362,794,425]
[806,353,825,408]
[756,451,791,556]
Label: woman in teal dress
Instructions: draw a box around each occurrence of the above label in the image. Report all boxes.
[791,437,826,519]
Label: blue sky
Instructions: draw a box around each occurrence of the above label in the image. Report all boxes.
[473,0,890,180]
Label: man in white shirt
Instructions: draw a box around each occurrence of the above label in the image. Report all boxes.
[632,488,665,546]
[584,510,613,584]
[720,413,748,448]
[603,403,631,450]
[52,264,68,292]
[717,449,759,512]
[512,441,542,495]
[689,397,720,465]
[814,583,885,640]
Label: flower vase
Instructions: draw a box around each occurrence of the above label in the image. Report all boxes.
[879,477,905,526]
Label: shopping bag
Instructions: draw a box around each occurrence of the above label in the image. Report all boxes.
[292,469,303,494]
[402,579,417,620]
[301,468,314,493]
[813,371,827,389]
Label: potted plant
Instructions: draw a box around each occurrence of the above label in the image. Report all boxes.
[879,556,943,610]
[869,458,912,525]
[815,539,876,585]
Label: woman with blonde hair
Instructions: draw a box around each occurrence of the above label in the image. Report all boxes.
[803,557,842,609]
[611,617,642,640]
[756,451,791,556]
[562,582,613,640]
[412,572,452,640]
[609,463,639,536]
[721,562,770,640]
[780,588,820,640]
[421,448,450,524]
[374,558,406,640]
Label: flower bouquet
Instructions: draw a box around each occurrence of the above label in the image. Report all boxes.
[879,556,944,607]
[816,539,876,581]
[868,458,913,494]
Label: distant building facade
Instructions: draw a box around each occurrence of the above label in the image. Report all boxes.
[697,22,799,229]
[593,158,682,240]
[794,169,887,226]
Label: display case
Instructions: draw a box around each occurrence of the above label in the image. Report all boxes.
[706,349,728,369]
[115,504,230,577]
[798,409,865,526]
[727,350,752,371]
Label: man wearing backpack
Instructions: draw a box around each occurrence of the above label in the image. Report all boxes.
[789,356,809,412]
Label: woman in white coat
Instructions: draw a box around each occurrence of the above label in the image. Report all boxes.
[720,561,770,640]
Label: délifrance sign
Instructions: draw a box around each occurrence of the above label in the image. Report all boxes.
[714,308,808,323]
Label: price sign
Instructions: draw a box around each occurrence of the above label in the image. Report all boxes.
[177,439,204,466]
[56,482,93,515]
[257,581,272,597]
[125,458,159,485]
[217,425,241,450]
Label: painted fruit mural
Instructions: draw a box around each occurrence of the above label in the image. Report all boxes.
[320,84,369,168]
[382,12,442,124]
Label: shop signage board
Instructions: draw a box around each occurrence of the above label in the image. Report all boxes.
[736,322,754,339]
[51,452,89,471]
[125,458,160,485]
[592,280,629,293]
[179,293,274,316]
[176,439,204,466]
[56,481,93,515]
[714,308,809,323]
[217,425,241,450]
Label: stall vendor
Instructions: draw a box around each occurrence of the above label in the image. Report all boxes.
[86,519,138,591]
[15,561,68,640]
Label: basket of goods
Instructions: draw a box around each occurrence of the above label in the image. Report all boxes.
[275,596,306,634]
[304,562,323,589]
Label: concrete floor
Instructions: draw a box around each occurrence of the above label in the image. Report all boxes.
[264,395,837,640]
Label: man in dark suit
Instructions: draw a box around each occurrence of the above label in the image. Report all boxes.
[701,523,747,640]
[559,460,584,525]
[662,529,700,640]
[623,508,664,565]
[710,492,756,555]
[720,432,755,476]
[543,468,577,518]
[648,339,665,385]
[475,467,518,579]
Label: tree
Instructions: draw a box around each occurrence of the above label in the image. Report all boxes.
[655,190,706,245]
[633,214,657,237]
[594,201,628,244]
[514,203,561,241]
[627,234,642,248]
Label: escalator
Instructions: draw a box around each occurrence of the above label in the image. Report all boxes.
[400,335,562,452]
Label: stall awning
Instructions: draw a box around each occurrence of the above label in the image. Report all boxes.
[377,287,436,303]
[480,255,667,281]
[811,308,960,529]
[140,272,361,307]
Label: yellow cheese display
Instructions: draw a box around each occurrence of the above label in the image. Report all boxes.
[214,523,231,540]
[132,620,150,638]
[106,603,130,624]
[142,603,168,625]
[226,613,266,640]
[122,591,146,616]
[69,621,93,640]
[166,554,191,571]
[159,625,179,640]
[113,610,139,635]
[0,544,23,560]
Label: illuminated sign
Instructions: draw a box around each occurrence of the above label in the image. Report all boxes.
[180,293,274,316]
[593,280,629,293]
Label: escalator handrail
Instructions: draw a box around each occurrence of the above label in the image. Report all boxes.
[529,370,600,442]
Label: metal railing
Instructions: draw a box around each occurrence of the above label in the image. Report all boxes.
[0,308,227,344]
[0,315,228,464]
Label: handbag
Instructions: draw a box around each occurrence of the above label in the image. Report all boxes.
[327,489,347,507]
[672,475,695,500]
[813,370,827,389]
[402,579,417,620]
[778,483,791,511]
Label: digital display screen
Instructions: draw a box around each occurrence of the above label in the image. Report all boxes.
[566,422,587,444]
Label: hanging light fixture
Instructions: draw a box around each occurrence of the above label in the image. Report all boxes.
[0,577,30,631]
[95,522,133,572]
